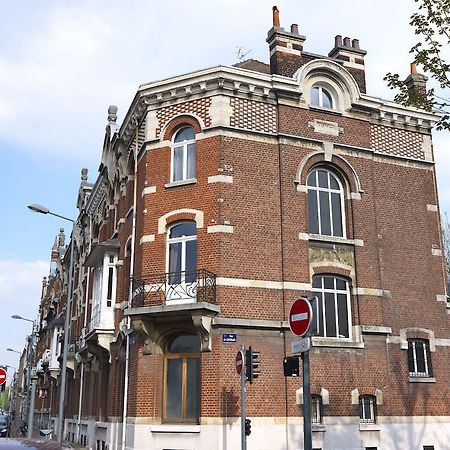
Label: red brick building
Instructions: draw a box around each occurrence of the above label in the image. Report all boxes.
[33,7,450,450]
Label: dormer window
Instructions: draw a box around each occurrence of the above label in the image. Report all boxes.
[311,85,334,109]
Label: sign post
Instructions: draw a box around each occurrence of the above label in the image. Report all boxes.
[237,349,247,450]
[289,298,313,450]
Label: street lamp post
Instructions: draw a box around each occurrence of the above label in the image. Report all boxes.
[12,315,37,438]
[6,349,25,421]
[28,203,75,445]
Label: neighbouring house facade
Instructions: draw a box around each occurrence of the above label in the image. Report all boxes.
[30,7,450,450]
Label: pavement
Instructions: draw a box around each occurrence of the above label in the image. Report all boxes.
[0,418,78,450]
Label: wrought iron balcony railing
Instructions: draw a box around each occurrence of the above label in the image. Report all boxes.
[131,269,216,307]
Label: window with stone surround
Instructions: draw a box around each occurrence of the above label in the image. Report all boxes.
[163,333,201,423]
[307,168,345,238]
[407,339,432,378]
[310,85,335,109]
[312,275,351,339]
[359,395,377,424]
[311,394,323,424]
[171,126,196,183]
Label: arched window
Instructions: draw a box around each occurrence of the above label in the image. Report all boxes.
[312,275,351,339]
[171,126,196,183]
[359,395,377,423]
[310,85,335,109]
[307,168,345,238]
[163,333,201,423]
[167,221,197,301]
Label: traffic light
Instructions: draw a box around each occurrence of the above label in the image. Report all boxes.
[245,346,260,383]
[244,418,251,436]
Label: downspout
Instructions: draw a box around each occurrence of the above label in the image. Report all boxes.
[76,214,92,444]
[121,125,139,450]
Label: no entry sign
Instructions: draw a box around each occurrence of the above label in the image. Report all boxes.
[289,297,313,337]
[236,350,243,375]
[0,367,7,385]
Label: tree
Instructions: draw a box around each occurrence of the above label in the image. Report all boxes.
[384,0,450,130]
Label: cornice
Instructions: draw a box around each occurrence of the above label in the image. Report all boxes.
[118,65,440,147]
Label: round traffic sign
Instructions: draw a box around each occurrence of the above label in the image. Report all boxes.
[289,298,313,337]
[236,350,243,375]
[0,367,7,385]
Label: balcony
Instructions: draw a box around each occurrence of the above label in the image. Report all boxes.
[125,269,219,354]
[131,269,217,307]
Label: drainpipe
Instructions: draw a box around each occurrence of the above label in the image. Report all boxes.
[121,126,139,450]
[76,227,92,444]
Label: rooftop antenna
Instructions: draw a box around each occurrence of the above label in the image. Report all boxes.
[236,46,252,62]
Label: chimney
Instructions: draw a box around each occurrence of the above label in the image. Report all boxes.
[266,6,306,77]
[404,63,429,110]
[328,35,367,93]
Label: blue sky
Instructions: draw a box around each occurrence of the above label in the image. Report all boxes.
[1,0,449,381]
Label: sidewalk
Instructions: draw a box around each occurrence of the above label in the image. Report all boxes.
[10,418,79,450]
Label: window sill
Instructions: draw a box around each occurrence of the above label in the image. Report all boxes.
[306,234,362,247]
[150,424,200,433]
[359,423,380,431]
[312,337,364,349]
[312,424,326,432]
[309,106,342,116]
[165,178,197,188]
[409,376,436,383]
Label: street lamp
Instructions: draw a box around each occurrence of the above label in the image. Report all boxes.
[12,315,37,438]
[28,203,75,445]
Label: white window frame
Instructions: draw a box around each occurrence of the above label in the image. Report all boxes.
[166,221,197,303]
[307,168,346,238]
[312,276,352,339]
[170,127,196,183]
[310,84,336,110]
[408,339,431,378]
[359,395,376,424]
[311,395,323,424]
[89,252,117,331]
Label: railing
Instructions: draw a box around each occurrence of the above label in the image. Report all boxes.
[131,269,216,307]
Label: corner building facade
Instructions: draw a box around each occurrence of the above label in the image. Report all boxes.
[47,11,450,450]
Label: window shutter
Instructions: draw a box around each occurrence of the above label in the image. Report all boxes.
[425,342,433,376]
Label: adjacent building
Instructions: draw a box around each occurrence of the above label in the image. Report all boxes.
[31,7,450,450]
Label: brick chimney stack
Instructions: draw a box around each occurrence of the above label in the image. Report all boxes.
[266,6,306,77]
[404,62,429,110]
[328,35,367,93]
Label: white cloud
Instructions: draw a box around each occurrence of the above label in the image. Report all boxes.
[0,259,48,374]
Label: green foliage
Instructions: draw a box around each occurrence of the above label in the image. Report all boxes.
[384,0,450,130]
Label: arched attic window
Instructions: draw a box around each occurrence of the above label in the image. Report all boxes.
[307,167,346,238]
[310,84,335,109]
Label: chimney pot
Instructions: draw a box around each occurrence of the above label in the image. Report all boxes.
[335,35,343,47]
[410,62,417,74]
[272,6,280,27]
[343,37,351,47]
[290,23,299,34]
[352,39,360,49]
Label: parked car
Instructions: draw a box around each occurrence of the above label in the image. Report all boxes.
[0,415,10,437]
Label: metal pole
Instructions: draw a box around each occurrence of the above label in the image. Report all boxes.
[57,231,75,445]
[302,350,312,450]
[240,347,247,450]
[27,379,37,438]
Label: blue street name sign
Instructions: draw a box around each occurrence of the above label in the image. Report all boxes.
[222,333,237,343]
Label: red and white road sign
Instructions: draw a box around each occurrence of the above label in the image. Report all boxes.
[236,350,243,375]
[289,297,313,337]
[0,368,7,385]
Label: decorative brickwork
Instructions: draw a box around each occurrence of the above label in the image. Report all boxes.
[230,98,277,133]
[156,98,211,137]
[370,124,425,160]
